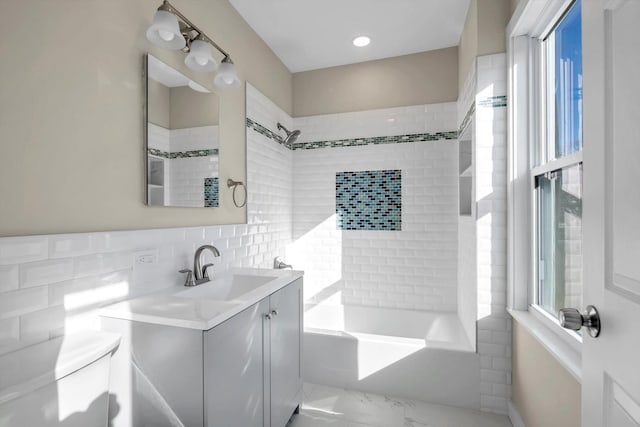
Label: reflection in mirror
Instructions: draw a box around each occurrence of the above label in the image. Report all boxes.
[145,54,220,207]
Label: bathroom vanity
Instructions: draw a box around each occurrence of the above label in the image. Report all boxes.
[100,268,303,427]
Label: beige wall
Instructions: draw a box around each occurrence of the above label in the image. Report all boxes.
[458,0,479,93]
[0,0,292,237]
[512,321,581,427]
[148,78,170,128]
[170,86,219,129]
[458,0,511,92]
[292,48,458,117]
[477,0,511,56]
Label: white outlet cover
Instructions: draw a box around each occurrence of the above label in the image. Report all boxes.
[133,249,159,265]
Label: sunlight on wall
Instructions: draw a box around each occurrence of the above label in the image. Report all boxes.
[288,214,343,305]
[63,281,129,311]
[477,212,494,320]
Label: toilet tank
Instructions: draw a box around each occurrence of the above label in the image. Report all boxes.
[0,331,120,427]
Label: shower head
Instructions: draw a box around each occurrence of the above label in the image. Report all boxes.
[277,123,301,146]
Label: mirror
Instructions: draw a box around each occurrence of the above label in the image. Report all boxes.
[145,54,220,208]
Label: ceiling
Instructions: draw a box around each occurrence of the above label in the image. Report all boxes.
[148,55,209,93]
[228,0,471,73]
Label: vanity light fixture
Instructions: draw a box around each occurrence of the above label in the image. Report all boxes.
[352,36,371,47]
[146,0,240,89]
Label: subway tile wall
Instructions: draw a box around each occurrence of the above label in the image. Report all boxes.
[0,84,292,357]
[468,53,511,415]
[167,156,218,207]
[289,104,459,311]
[147,123,219,207]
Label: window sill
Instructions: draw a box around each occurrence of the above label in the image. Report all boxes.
[508,308,582,383]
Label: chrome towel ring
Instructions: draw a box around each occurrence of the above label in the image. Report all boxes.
[227,178,247,208]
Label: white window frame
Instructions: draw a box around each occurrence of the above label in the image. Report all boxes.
[507,0,584,382]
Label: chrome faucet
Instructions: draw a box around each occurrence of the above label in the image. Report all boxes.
[180,244,220,287]
[194,244,220,285]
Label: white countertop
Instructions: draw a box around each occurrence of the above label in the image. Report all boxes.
[99,268,303,330]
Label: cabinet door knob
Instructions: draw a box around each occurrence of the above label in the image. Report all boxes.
[265,313,272,320]
[271,309,279,317]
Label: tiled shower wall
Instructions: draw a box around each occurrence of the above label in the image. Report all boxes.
[288,103,459,311]
[0,84,292,356]
[147,123,220,207]
[460,53,511,414]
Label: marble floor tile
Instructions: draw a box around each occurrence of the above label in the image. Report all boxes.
[288,383,512,427]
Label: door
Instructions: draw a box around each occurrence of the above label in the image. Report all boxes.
[204,299,269,427]
[268,279,303,427]
[581,0,640,425]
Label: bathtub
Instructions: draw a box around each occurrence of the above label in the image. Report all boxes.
[303,304,481,409]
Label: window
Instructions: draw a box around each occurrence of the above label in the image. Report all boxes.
[533,0,583,319]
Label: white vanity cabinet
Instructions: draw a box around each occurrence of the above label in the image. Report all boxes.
[101,274,303,427]
[204,278,302,427]
[265,278,303,427]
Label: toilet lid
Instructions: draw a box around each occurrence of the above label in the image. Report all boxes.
[0,331,120,405]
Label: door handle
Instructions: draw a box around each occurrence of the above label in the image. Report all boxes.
[558,305,601,337]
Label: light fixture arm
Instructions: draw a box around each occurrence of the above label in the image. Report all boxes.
[157,0,230,59]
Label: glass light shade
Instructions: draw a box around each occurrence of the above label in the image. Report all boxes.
[214,60,241,88]
[185,40,218,72]
[146,10,185,50]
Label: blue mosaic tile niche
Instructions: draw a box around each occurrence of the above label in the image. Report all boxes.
[336,170,401,231]
[204,177,219,207]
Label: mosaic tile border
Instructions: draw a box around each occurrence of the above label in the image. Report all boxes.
[289,132,458,151]
[246,117,458,151]
[477,95,507,109]
[147,148,218,159]
[458,104,476,137]
[246,118,286,145]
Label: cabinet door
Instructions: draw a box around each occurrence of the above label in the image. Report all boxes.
[204,299,269,427]
[269,278,303,427]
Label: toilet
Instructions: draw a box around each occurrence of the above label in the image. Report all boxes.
[0,331,120,427]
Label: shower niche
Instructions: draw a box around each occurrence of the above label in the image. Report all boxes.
[458,120,473,217]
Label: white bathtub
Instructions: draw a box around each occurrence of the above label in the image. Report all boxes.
[303,304,481,409]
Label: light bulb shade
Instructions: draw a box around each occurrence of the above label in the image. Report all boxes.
[185,40,218,72]
[214,60,241,88]
[146,10,185,50]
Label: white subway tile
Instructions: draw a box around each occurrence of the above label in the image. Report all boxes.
[0,318,19,346]
[19,258,74,288]
[48,234,93,258]
[20,305,66,337]
[73,252,132,278]
[0,265,19,293]
[0,236,48,265]
[0,287,48,319]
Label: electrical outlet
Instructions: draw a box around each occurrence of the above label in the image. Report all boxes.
[134,249,159,265]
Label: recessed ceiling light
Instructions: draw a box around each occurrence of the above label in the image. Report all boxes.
[352,36,371,47]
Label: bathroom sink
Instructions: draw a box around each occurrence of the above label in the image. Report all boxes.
[100,268,303,330]
[175,273,278,301]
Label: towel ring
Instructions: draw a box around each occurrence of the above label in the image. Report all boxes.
[227,179,247,208]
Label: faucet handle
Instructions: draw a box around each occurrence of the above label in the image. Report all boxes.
[202,263,214,279]
[179,269,196,287]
